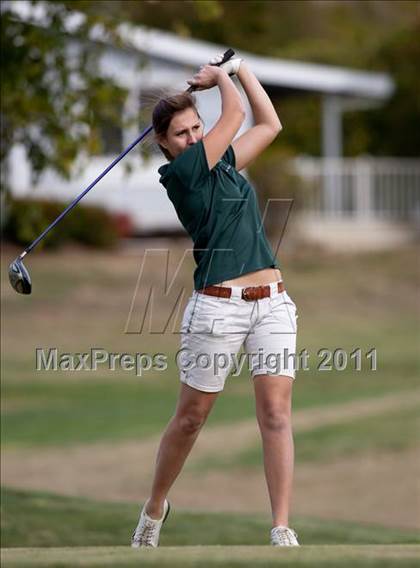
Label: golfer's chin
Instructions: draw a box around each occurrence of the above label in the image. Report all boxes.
[172,143,199,158]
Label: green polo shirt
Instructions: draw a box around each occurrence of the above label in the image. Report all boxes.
[158,140,280,290]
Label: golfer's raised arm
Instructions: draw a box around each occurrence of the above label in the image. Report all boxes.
[232,61,282,171]
[189,66,245,169]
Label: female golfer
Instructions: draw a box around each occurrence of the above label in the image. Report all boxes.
[132,54,299,547]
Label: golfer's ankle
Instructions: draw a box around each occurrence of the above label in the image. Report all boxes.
[146,497,165,519]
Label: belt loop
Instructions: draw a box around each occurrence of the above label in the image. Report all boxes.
[230,285,242,300]
[269,281,278,298]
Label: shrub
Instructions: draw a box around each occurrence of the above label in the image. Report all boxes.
[247,148,308,235]
[3,197,119,249]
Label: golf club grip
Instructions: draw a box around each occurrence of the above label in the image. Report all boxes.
[186,48,235,93]
[215,48,236,65]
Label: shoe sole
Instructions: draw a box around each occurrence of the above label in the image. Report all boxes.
[162,500,171,525]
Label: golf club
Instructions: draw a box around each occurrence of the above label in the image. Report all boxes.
[8,48,235,295]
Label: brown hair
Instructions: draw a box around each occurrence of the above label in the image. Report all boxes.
[152,92,201,161]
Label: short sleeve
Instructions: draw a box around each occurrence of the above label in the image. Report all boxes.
[170,140,210,189]
[221,145,236,168]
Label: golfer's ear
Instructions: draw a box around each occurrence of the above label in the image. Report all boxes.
[160,140,171,152]
[155,135,167,149]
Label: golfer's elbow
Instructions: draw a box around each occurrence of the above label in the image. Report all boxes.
[272,118,283,142]
[272,118,282,135]
[257,117,282,140]
[264,119,282,143]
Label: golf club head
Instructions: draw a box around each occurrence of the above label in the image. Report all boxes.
[9,257,32,295]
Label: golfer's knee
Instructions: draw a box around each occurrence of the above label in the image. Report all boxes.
[176,412,207,435]
[258,407,291,433]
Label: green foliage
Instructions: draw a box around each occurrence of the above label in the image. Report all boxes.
[65,204,119,248]
[1,1,127,185]
[345,18,420,156]
[270,96,322,156]
[4,197,118,249]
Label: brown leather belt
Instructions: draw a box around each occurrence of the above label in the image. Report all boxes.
[197,281,285,302]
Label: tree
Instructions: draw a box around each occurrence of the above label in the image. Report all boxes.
[352,18,420,157]
[1,1,127,188]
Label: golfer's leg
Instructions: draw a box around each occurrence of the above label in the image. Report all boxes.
[146,383,219,519]
[254,374,294,528]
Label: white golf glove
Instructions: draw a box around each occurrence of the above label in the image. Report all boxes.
[209,53,243,76]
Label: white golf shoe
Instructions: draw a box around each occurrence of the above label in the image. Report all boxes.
[131,499,171,548]
[270,525,300,546]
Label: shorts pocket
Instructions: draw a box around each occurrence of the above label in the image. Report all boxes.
[181,298,195,333]
[281,291,297,309]
[269,292,298,326]
[186,295,232,335]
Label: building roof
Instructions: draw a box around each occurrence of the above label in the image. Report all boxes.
[120,24,394,100]
[6,0,394,99]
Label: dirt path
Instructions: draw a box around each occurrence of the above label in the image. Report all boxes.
[2,390,420,529]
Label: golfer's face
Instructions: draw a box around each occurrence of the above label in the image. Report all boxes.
[163,108,203,159]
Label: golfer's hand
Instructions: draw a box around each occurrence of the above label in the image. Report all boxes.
[209,53,243,76]
[187,65,225,91]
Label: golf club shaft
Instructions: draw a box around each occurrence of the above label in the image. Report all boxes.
[22,124,153,257]
[19,48,235,258]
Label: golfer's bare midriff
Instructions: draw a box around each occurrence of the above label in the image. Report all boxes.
[215,267,283,288]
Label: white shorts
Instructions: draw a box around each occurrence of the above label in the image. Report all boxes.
[178,281,298,392]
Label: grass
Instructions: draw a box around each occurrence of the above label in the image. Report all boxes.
[2,362,419,448]
[1,244,419,562]
[190,405,420,472]
[2,379,178,447]
[293,405,420,463]
[2,487,420,549]
[2,545,420,567]
[1,243,419,448]
[1,377,258,448]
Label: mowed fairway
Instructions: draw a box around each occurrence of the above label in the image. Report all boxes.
[3,545,420,567]
[2,240,419,565]
[2,487,420,566]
